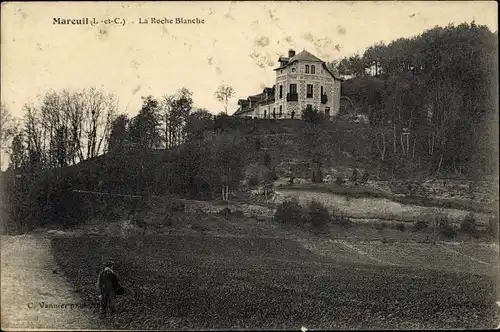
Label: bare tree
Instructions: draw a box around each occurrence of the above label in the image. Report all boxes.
[23,103,44,171]
[0,104,20,169]
[214,85,235,115]
[375,129,387,161]
[79,88,118,159]
[160,88,193,149]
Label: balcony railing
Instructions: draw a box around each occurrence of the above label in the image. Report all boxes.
[321,94,328,104]
[287,93,298,102]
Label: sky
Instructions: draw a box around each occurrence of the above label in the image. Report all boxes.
[1,1,497,118]
[0,1,498,170]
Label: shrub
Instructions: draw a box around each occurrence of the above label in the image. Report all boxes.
[330,208,352,227]
[351,169,358,184]
[414,219,429,231]
[248,175,260,187]
[460,213,478,234]
[335,176,344,186]
[162,214,173,226]
[360,172,369,185]
[218,207,232,216]
[437,214,457,239]
[301,107,323,124]
[306,200,331,229]
[232,210,244,218]
[274,199,305,225]
[191,222,210,232]
[171,200,185,212]
[487,216,499,240]
[395,222,406,232]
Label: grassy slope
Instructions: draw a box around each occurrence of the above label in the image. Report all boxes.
[279,183,496,214]
[52,235,499,330]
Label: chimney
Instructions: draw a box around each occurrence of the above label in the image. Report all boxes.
[288,49,296,58]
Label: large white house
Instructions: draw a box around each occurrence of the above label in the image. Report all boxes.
[233,49,343,119]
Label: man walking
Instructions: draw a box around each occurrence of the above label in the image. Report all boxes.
[96,260,121,316]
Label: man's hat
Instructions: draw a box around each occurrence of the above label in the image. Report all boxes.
[103,259,115,267]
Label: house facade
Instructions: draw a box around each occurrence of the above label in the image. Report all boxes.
[233,49,343,119]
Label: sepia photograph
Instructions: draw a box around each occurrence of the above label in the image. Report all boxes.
[1,1,499,330]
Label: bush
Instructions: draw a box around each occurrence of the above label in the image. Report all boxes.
[351,169,358,184]
[191,222,210,232]
[437,215,457,239]
[306,200,330,229]
[335,176,344,186]
[414,219,429,231]
[360,172,369,185]
[171,200,185,212]
[274,199,305,225]
[301,107,323,124]
[232,210,244,218]
[487,216,499,240]
[460,213,478,234]
[218,207,232,217]
[330,208,352,227]
[248,175,260,187]
[395,222,406,232]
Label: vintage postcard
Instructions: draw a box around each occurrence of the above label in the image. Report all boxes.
[1,1,499,330]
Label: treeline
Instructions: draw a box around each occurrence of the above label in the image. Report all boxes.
[331,22,498,179]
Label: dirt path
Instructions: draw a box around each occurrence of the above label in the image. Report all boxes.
[1,234,97,330]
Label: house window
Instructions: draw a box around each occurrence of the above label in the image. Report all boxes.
[264,110,267,118]
[273,108,276,119]
[311,65,315,74]
[289,84,297,94]
[325,107,330,117]
[279,105,283,117]
[320,86,324,96]
[279,85,283,99]
[291,68,296,72]
[305,65,309,74]
[306,84,313,98]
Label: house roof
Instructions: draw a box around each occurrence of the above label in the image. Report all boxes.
[233,107,244,116]
[273,49,343,81]
[248,93,264,102]
[323,63,343,81]
[233,86,276,116]
[290,50,323,63]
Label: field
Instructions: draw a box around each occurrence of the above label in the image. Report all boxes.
[50,233,500,330]
[3,176,499,330]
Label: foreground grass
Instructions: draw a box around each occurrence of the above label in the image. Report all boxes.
[52,235,499,330]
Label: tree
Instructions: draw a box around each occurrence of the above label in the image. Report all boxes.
[9,133,26,171]
[301,107,323,124]
[205,131,245,202]
[1,104,19,169]
[185,108,213,141]
[107,114,129,151]
[23,103,44,171]
[80,88,117,159]
[54,125,69,169]
[128,96,162,149]
[19,88,118,169]
[161,88,194,148]
[214,85,235,115]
